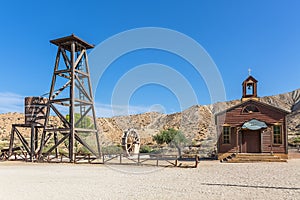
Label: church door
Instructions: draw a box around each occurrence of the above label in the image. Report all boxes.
[241,130,261,153]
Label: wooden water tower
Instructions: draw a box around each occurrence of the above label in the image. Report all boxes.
[38,34,101,162]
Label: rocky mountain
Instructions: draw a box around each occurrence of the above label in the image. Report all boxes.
[97,88,300,149]
[0,88,299,151]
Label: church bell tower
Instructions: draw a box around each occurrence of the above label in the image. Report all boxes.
[242,70,258,101]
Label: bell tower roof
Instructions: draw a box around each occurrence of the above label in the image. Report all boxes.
[242,75,258,84]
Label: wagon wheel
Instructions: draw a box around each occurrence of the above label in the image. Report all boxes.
[121,128,140,156]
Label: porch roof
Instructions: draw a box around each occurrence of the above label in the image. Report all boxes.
[242,119,267,130]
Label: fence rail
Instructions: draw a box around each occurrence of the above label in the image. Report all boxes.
[1,151,199,168]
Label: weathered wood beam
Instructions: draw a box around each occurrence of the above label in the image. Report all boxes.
[74,98,92,105]
[69,41,76,162]
[74,106,92,128]
[84,51,101,156]
[74,49,85,70]
[51,80,71,99]
[50,104,70,128]
[61,48,71,69]
[15,128,31,154]
[54,69,72,75]
[75,133,98,157]
[44,133,70,155]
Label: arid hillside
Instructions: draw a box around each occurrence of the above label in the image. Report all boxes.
[0,88,299,151]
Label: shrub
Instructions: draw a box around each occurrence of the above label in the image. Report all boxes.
[153,128,188,157]
[139,145,152,153]
[102,145,123,154]
[293,137,300,143]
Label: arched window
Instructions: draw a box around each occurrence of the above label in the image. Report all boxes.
[242,105,259,113]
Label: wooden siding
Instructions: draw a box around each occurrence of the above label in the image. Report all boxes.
[216,100,287,154]
[217,127,238,153]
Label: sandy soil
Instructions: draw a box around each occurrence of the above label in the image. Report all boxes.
[0,160,299,200]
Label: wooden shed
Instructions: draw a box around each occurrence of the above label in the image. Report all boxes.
[215,75,289,160]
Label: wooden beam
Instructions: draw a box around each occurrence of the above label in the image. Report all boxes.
[69,41,76,162]
[30,124,35,161]
[84,51,101,156]
[74,106,92,128]
[50,104,70,128]
[57,72,71,80]
[74,69,88,77]
[44,133,70,155]
[74,49,85,70]
[75,128,97,132]
[74,98,92,105]
[8,126,15,156]
[54,69,72,75]
[74,76,92,102]
[75,134,98,157]
[51,81,71,99]
[15,128,31,154]
[61,48,71,69]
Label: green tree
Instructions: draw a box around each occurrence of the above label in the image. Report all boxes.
[152,128,188,157]
[66,113,93,129]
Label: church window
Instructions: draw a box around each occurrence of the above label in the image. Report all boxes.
[273,125,282,144]
[242,105,259,113]
[223,126,231,144]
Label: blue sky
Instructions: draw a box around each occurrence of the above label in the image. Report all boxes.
[0,1,299,117]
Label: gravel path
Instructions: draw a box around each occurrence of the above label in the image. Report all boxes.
[0,160,299,200]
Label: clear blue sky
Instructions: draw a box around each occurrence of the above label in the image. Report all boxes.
[0,0,299,116]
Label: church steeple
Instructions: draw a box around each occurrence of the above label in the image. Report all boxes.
[242,73,258,101]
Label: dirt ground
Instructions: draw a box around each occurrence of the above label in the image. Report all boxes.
[0,159,299,200]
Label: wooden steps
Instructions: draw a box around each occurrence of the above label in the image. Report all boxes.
[221,153,287,163]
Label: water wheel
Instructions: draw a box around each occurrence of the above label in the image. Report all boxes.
[121,128,140,156]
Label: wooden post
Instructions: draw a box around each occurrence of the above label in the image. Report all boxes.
[119,153,122,164]
[30,124,35,162]
[195,155,199,168]
[84,50,101,158]
[24,152,27,162]
[54,132,58,158]
[236,128,239,153]
[69,41,75,163]
[138,153,140,165]
[34,127,39,151]
[8,126,15,157]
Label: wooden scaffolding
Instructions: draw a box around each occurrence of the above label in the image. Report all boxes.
[37,34,101,162]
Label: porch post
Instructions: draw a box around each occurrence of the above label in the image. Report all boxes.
[236,127,239,153]
[260,130,263,153]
